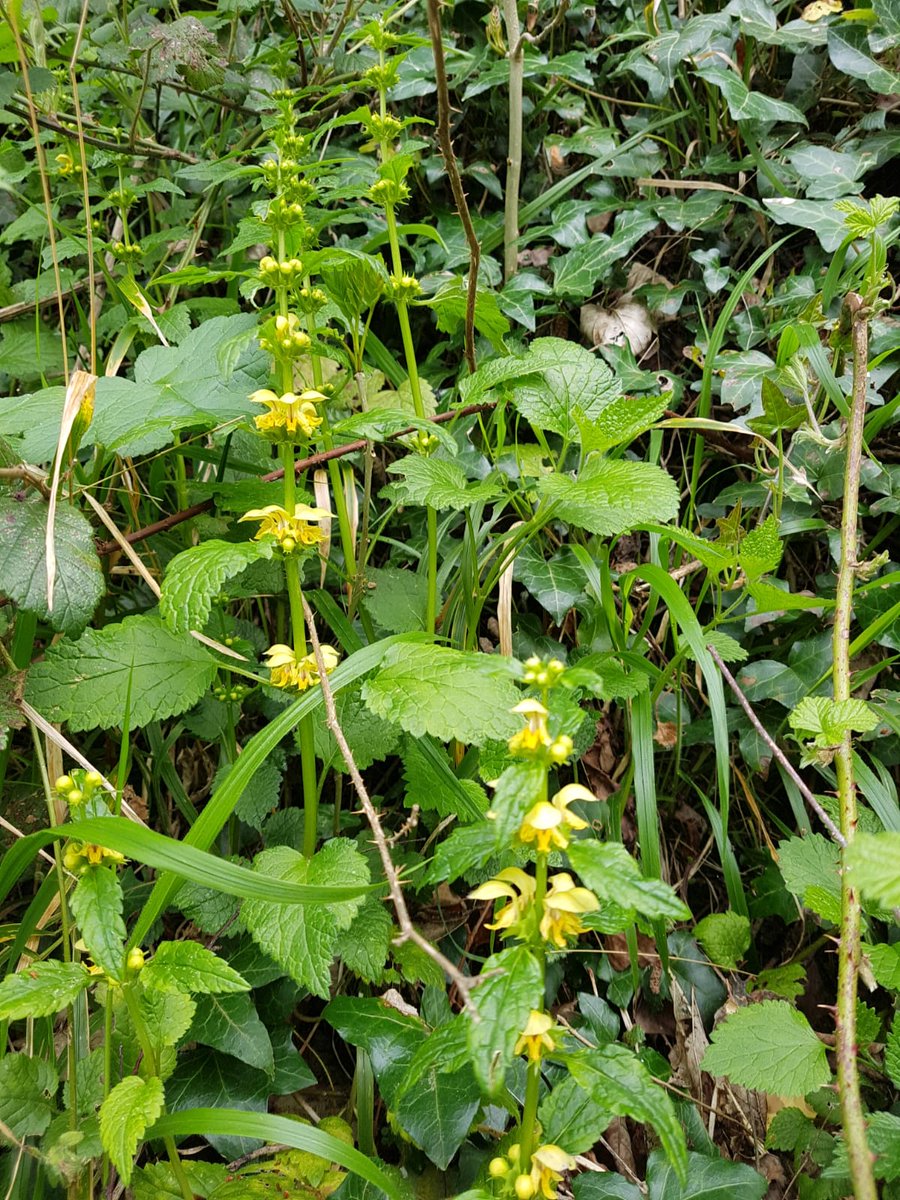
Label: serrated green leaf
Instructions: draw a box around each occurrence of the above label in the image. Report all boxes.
[361,644,521,746]
[385,456,504,511]
[142,940,250,996]
[765,1106,815,1152]
[568,841,691,922]
[577,392,670,455]
[539,1074,612,1154]
[845,832,900,907]
[216,758,282,830]
[131,1161,227,1200]
[693,911,751,970]
[70,865,126,980]
[243,841,369,998]
[864,942,900,990]
[0,1055,58,1138]
[645,1147,767,1200]
[885,1012,900,1088]
[739,515,782,581]
[24,614,219,731]
[334,899,394,983]
[537,459,679,536]
[789,697,879,744]
[313,682,401,773]
[702,1000,830,1096]
[690,631,748,664]
[467,945,542,1096]
[99,1075,165,1186]
[0,496,103,637]
[0,960,91,1020]
[402,736,488,822]
[160,539,273,635]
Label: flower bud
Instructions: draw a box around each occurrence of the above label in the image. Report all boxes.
[488,1158,509,1179]
[126,947,145,972]
[55,775,74,793]
[514,1175,536,1199]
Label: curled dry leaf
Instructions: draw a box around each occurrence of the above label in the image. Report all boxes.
[580,300,655,356]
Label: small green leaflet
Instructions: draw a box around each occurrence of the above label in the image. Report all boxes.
[99,1075,165,1186]
[702,1000,830,1096]
[0,1055,58,1138]
[142,940,251,995]
[693,911,751,970]
[70,865,127,980]
[159,539,274,635]
[847,833,900,908]
[0,960,91,1021]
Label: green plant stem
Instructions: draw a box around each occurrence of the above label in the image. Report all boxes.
[832,293,876,1200]
[502,0,524,282]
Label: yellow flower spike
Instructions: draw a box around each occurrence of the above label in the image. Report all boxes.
[508,698,551,757]
[519,801,567,853]
[539,873,600,948]
[239,503,332,552]
[529,1145,576,1200]
[263,643,340,691]
[514,1010,557,1062]
[468,867,536,934]
[249,389,325,440]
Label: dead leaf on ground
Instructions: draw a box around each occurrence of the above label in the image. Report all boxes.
[580,301,655,356]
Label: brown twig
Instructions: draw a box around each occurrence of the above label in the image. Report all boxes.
[301,593,478,1014]
[705,643,846,848]
[8,101,198,163]
[425,0,481,375]
[95,401,497,555]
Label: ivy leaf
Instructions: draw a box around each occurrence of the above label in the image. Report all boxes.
[514,543,587,623]
[142,940,251,996]
[99,1075,165,1187]
[645,1147,767,1200]
[537,459,679,536]
[551,213,659,302]
[467,945,542,1095]
[0,960,91,1020]
[0,495,103,637]
[384,456,504,511]
[243,841,369,998]
[566,1045,687,1182]
[693,911,751,970]
[187,992,274,1074]
[568,841,691,922]
[697,65,808,125]
[69,865,126,980]
[159,539,274,635]
[362,644,521,746]
[324,996,426,1108]
[393,1060,481,1170]
[702,1000,830,1096]
[847,833,900,908]
[0,1055,58,1138]
[24,614,218,731]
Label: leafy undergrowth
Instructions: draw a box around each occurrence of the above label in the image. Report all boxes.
[0,2,899,1199]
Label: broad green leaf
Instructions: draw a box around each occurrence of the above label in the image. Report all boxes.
[385,456,504,511]
[0,496,103,637]
[577,392,670,455]
[702,1000,830,1096]
[539,1075,612,1154]
[393,1059,481,1170]
[736,660,805,708]
[317,248,389,320]
[0,960,91,1021]
[69,865,126,980]
[188,991,274,1073]
[99,1075,165,1186]
[131,1162,227,1200]
[362,565,429,633]
[574,1174,642,1200]
[739,515,782,581]
[420,277,510,353]
[693,911,751,970]
[747,580,834,614]
[865,942,900,990]
[313,682,401,774]
[566,1045,687,1181]
[334,899,394,983]
[130,989,196,1081]
[827,23,900,93]
[763,197,852,252]
[568,841,691,922]
[243,841,369,998]
[777,834,841,909]
[324,996,425,1108]
[551,213,659,301]
[160,539,274,635]
[466,945,542,1095]
[165,1049,270,1161]
[402,736,488,822]
[846,832,900,907]
[765,1106,816,1152]
[645,1148,766,1200]
[514,543,587,623]
[537,459,679,535]
[24,614,219,731]
[0,1055,58,1138]
[217,758,282,830]
[361,644,521,745]
[142,940,251,996]
[789,697,879,744]
[697,65,807,125]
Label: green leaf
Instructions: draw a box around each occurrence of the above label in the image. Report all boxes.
[393,1059,481,1170]
[160,539,274,635]
[334,899,394,983]
[362,565,429,633]
[827,23,900,93]
[537,459,679,536]
[864,942,900,990]
[24,614,219,731]
[243,841,369,998]
[131,1162,227,1200]
[645,1147,766,1200]
[165,1049,270,1161]
[188,992,274,1073]
[568,841,691,922]
[314,683,401,774]
[420,277,510,353]
[324,996,425,1108]
[467,945,542,1095]
[736,660,805,708]
[846,832,900,907]
[142,940,251,996]
[385,456,504,511]
[70,865,126,980]
[566,1045,687,1182]
[217,758,282,830]
[697,65,807,125]
[765,1106,816,1152]
[514,543,586,623]
[739,515,782,581]
[763,197,853,253]
[99,1075,165,1186]
[362,644,521,746]
[551,213,659,302]
[0,960,91,1020]
[401,736,488,822]
[789,697,879,744]
[0,1055,58,1138]
[577,392,670,455]
[131,989,196,1080]
[539,1074,612,1154]
[0,496,103,637]
[701,1000,830,1096]
[693,911,751,970]
[885,1011,900,1088]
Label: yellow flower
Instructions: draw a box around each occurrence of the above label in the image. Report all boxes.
[519,783,598,853]
[55,152,74,175]
[528,1145,575,1199]
[62,841,126,874]
[249,388,326,440]
[514,1010,557,1062]
[540,873,599,948]
[507,699,551,757]
[238,502,331,552]
[264,643,339,691]
[468,867,535,934]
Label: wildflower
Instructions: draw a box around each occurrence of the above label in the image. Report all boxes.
[547,733,574,764]
[528,1145,575,1199]
[514,1010,557,1063]
[63,841,126,874]
[249,388,326,440]
[488,1157,510,1179]
[507,699,551,757]
[264,643,339,691]
[126,947,145,973]
[259,313,312,357]
[514,1176,536,1199]
[468,868,535,935]
[540,873,599,948]
[239,502,331,553]
[55,151,74,175]
[520,783,599,852]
